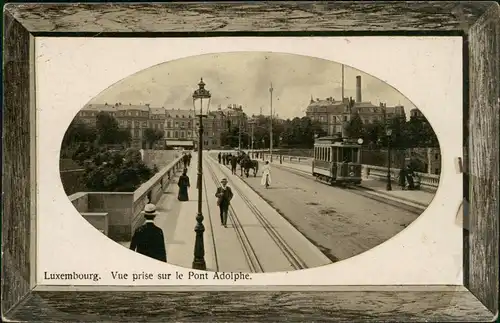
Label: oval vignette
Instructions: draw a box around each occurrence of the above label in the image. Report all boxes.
[60,51,442,273]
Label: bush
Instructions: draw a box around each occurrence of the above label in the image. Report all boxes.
[83,148,154,192]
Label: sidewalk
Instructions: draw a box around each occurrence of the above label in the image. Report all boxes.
[163,153,218,271]
[272,160,434,207]
[118,166,183,250]
[359,178,434,207]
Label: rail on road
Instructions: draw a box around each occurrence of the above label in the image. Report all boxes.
[204,155,331,272]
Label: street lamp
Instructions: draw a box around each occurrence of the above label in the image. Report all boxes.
[238,114,242,151]
[191,78,211,270]
[248,119,255,157]
[386,127,393,191]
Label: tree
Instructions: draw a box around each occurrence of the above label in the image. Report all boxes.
[403,115,439,148]
[143,128,165,149]
[116,128,132,147]
[84,148,154,192]
[96,112,121,145]
[220,130,232,147]
[386,116,407,149]
[345,113,364,139]
[62,120,97,147]
[71,142,99,165]
[61,120,98,160]
[362,121,384,147]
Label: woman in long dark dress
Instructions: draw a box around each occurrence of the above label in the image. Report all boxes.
[177,169,190,201]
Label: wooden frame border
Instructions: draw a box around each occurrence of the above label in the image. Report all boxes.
[2,2,498,321]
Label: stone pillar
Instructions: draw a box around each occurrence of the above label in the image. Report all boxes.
[362,165,369,179]
[427,148,432,174]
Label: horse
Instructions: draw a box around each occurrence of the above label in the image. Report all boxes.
[240,156,259,177]
[236,154,245,176]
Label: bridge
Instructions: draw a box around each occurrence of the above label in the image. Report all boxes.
[68,149,436,271]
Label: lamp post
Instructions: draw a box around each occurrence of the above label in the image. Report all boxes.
[248,119,255,157]
[191,78,211,270]
[386,127,393,191]
[269,82,274,163]
[238,114,242,151]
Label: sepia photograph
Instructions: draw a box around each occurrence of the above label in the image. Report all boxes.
[3,2,499,322]
[60,50,442,273]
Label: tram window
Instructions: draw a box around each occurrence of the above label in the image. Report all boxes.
[342,149,353,163]
[332,147,338,162]
[352,148,359,163]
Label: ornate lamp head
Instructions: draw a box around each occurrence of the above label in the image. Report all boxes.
[192,78,211,116]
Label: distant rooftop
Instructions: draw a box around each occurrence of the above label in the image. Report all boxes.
[306,97,404,115]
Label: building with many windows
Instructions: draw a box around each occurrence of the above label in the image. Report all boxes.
[164,108,195,148]
[305,75,406,136]
[78,103,151,149]
[76,101,251,150]
[410,108,425,119]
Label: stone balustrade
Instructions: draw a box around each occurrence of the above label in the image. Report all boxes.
[68,155,184,241]
[256,153,439,192]
[81,212,109,236]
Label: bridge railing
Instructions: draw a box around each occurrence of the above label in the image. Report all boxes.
[68,155,184,241]
[258,153,439,192]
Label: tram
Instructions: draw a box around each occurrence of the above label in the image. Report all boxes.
[312,135,364,186]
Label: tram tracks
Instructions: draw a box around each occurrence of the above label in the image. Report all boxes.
[202,163,220,272]
[273,163,424,215]
[205,160,263,273]
[205,157,308,272]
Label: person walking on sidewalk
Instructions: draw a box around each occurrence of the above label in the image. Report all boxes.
[182,153,189,169]
[261,161,272,189]
[187,152,192,167]
[218,152,222,164]
[215,178,233,227]
[129,203,167,262]
[177,168,190,201]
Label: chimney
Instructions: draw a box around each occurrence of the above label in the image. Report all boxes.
[356,75,362,103]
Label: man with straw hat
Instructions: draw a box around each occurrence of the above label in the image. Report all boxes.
[215,178,233,227]
[130,203,167,262]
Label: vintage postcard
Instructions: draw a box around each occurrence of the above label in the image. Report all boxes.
[35,36,463,288]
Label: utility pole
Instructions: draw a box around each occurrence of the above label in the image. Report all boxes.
[341,64,345,100]
[251,122,254,151]
[269,82,273,163]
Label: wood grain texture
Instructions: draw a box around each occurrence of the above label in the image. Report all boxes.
[3,1,496,33]
[5,290,495,322]
[2,1,499,322]
[1,11,33,315]
[468,3,500,315]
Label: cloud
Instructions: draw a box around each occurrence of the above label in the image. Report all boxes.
[89,52,416,119]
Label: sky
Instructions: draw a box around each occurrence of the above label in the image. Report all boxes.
[89,52,416,120]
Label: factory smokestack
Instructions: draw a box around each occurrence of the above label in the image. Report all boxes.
[356,75,362,103]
